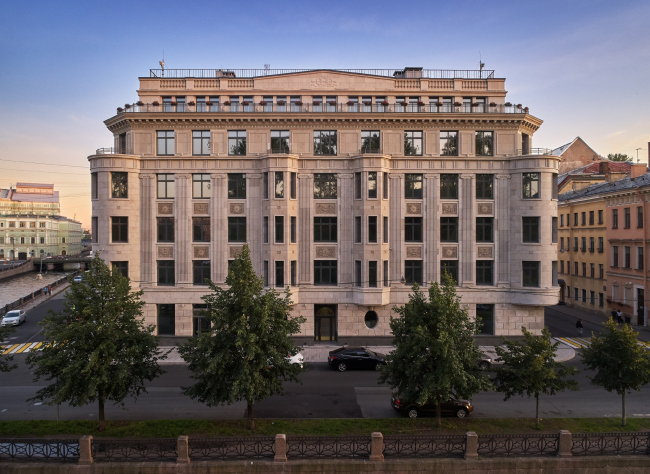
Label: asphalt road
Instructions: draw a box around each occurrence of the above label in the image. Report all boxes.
[1,299,649,422]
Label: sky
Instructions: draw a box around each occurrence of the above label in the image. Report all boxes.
[1,0,649,229]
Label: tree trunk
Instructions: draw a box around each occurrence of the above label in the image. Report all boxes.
[535,394,540,428]
[247,402,255,431]
[436,403,442,428]
[99,398,106,432]
[622,391,626,427]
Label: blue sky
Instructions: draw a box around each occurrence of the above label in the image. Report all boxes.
[1,0,649,227]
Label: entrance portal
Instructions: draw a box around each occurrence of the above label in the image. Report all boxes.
[314,304,337,342]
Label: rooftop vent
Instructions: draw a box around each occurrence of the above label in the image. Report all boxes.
[393,67,423,79]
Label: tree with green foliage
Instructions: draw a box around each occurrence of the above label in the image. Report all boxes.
[26,253,165,431]
[379,274,491,427]
[178,244,305,431]
[0,325,17,373]
[581,318,650,426]
[607,153,632,162]
[494,326,578,428]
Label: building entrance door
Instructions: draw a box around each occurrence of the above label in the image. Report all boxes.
[18,252,27,260]
[314,304,337,342]
[637,288,644,326]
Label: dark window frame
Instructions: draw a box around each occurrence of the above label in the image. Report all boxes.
[476,174,494,199]
[192,217,211,242]
[314,260,338,286]
[313,173,337,199]
[227,173,246,199]
[405,174,423,199]
[228,217,246,242]
[111,172,128,199]
[157,217,174,242]
[111,216,128,243]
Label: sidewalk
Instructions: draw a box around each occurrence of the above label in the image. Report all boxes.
[20,280,70,313]
[550,304,650,341]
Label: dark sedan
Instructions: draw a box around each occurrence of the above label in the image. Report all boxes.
[327,347,386,372]
[391,391,474,419]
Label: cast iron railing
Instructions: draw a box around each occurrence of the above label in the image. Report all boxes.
[571,431,650,456]
[286,436,371,458]
[383,434,466,458]
[148,69,496,79]
[0,439,79,463]
[91,438,177,463]
[477,433,559,457]
[188,437,274,459]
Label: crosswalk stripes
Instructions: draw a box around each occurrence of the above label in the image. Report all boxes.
[1,342,45,354]
[555,337,650,350]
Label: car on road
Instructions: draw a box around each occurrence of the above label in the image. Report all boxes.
[478,354,492,370]
[391,391,474,419]
[1,310,26,327]
[73,275,83,283]
[289,352,304,369]
[328,346,386,372]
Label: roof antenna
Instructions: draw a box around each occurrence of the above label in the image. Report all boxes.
[159,51,165,77]
[264,64,270,74]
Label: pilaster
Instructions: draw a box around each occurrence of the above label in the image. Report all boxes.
[175,174,192,287]
[496,174,511,286]
[211,174,227,283]
[298,174,313,283]
[338,173,354,287]
[460,174,475,286]
[139,174,155,287]
[425,174,439,283]
[246,173,263,274]
[389,174,403,284]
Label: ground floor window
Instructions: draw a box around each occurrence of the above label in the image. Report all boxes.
[157,304,175,335]
[476,304,494,335]
[193,304,210,336]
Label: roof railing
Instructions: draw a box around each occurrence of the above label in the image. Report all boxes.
[147,68,496,79]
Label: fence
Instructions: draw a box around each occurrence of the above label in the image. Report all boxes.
[0,274,71,317]
[1,430,648,464]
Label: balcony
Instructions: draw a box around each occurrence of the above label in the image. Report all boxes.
[95,147,133,155]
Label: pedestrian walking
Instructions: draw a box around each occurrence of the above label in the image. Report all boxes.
[616,309,623,324]
[576,318,583,337]
[43,287,48,296]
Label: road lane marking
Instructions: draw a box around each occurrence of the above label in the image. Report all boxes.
[556,337,582,349]
[2,344,19,355]
[33,342,43,351]
[15,343,32,353]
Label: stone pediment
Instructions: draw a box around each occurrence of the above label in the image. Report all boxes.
[253,70,399,92]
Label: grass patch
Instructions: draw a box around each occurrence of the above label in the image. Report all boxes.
[0,417,648,438]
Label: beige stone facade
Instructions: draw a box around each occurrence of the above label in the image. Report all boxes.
[89,68,559,340]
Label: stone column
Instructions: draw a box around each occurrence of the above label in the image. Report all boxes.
[175,174,192,287]
[424,174,439,284]
[78,435,93,465]
[464,431,478,460]
[369,432,384,462]
[211,174,227,283]
[246,174,263,274]
[298,174,313,284]
[495,175,511,286]
[139,174,155,288]
[557,430,573,457]
[176,435,190,464]
[338,174,354,287]
[460,174,475,286]
[274,434,287,462]
[389,174,403,284]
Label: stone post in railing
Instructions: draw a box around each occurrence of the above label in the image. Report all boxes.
[274,434,287,462]
[78,435,93,465]
[177,435,190,464]
[557,430,573,457]
[369,432,384,462]
[464,432,478,460]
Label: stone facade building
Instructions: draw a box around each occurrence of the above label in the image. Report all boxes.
[89,67,560,341]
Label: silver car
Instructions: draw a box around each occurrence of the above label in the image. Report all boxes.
[1,310,26,327]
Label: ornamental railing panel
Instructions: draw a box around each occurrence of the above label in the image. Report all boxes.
[0,439,79,463]
[188,437,274,460]
[571,432,650,456]
[286,436,371,458]
[383,434,466,458]
[477,433,559,457]
[91,438,177,463]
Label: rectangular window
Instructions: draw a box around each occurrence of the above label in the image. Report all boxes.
[476,174,494,199]
[361,130,380,153]
[522,172,540,199]
[263,172,269,199]
[476,260,494,286]
[581,212,586,226]
[355,216,362,243]
[574,262,578,275]
[193,173,211,199]
[263,261,269,286]
[157,130,175,156]
[263,216,269,244]
[157,217,174,242]
[440,131,458,156]
[404,131,423,155]
[552,217,558,243]
[589,211,594,225]
[368,172,378,199]
[290,216,297,243]
[589,237,595,252]
[560,260,564,273]
[227,173,246,199]
[383,172,389,199]
[228,130,246,155]
[157,173,175,199]
[590,263,595,278]
[354,172,362,199]
[157,304,175,335]
[574,287,579,301]
[599,293,604,307]
[193,260,210,285]
[91,173,98,199]
[476,304,494,335]
[582,262,587,276]
[383,260,389,286]
[314,217,337,242]
[440,260,458,285]
[368,261,378,288]
[405,260,423,285]
[612,209,618,228]
[560,214,564,227]
[275,261,284,288]
[271,130,290,153]
[560,237,565,251]
[314,260,337,285]
[313,130,337,155]
[275,216,284,243]
[522,217,540,243]
[522,261,540,287]
[598,210,603,224]
[290,260,297,286]
[476,217,493,242]
[157,261,175,286]
[599,264,604,279]
[638,207,644,228]
[368,216,378,243]
[92,217,98,243]
[383,216,389,243]
[638,247,644,270]
[552,173,559,200]
[111,216,128,242]
[228,217,246,242]
[355,260,362,287]
[475,131,494,156]
[192,217,210,242]
[290,172,297,199]
[405,174,423,199]
[192,130,210,156]
[313,173,337,199]
[275,172,284,198]
[40,237,45,244]
[111,172,128,199]
[405,217,423,242]
[574,213,578,226]
[598,237,604,252]
[581,237,587,252]
[613,246,619,267]
[192,304,210,337]
[624,246,631,268]
[440,217,458,242]
[624,208,631,228]
[440,174,459,199]
[582,289,587,303]
[111,261,128,279]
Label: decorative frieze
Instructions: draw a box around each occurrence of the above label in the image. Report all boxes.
[157,202,173,215]
[315,203,336,215]
[229,246,243,258]
[406,246,422,258]
[315,246,337,258]
[193,203,209,215]
[477,202,493,215]
[229,203,245,214]
[477,246,493,258]
[311,76,338,88]
[194,246,209,259]
[158,246,173,258]
[441,246,458,259]
[441,203,458,215]
[406,203,422,215]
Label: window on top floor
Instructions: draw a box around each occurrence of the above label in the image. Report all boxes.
[229,97,240,112]
[638,206,644,228]
[612,209,618,228]
[176,97,186,112]
[242,96,253,112]
[624,207,631,228]
[581,212,586,226]
[589,211,594,225]
[598,210,603,224]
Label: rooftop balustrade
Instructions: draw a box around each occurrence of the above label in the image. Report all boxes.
[148,68,496,79]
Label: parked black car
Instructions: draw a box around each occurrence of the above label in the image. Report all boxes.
[327,347,386,372]
[391,391,473,419]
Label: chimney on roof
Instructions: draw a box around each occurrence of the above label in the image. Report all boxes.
[630,163,646,179]
[599,161,610,177]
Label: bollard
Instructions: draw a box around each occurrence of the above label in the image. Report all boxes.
[558,430,573,457]
[369,432,384,462]
[78,435,93,465]
[177,435,190,463]
[274,434,287,462]
[464,432,478,460]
